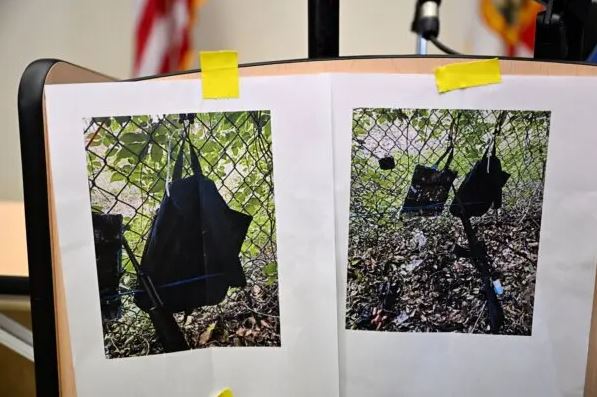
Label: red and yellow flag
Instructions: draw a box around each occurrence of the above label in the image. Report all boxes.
[480,0,543,56]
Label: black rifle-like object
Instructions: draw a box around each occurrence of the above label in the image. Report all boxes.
[451,187,504,333]
[121,238,189,352]
[455,215,504,333]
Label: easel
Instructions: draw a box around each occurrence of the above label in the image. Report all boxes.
[18,56,597,396]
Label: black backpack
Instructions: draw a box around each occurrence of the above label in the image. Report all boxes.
[401,144,457,217]
[134,140,252,313]
[449,141,510,218]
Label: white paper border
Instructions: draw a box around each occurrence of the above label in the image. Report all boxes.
[45,75,339,397]
[332,73,597,397]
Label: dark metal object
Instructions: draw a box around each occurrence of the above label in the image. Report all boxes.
[534,0,597,61]
[122,238,189,353]
[308,0,339,58]
[451,188,504,334]
[454,215,504,333]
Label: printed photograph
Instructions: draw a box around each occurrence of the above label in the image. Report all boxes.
[85,111,280,358]
[346,108,550,335]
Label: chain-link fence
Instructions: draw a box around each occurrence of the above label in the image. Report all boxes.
[84,111,280,358]
[347,108,550,335]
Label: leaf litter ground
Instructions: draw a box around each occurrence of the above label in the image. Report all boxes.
[346,209,540,335]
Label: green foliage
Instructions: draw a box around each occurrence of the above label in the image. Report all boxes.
[350,108,550,238]
[262,262,278,285]
[86,111,276,271]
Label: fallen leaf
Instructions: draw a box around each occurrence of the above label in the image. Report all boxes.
[198,322,216,345]
[260,319,271,329]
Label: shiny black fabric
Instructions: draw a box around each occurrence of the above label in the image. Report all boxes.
[134,142,251,313]
[401,146,457,217]
[450,146,510,218]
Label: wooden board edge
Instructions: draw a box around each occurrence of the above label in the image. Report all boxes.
[44,61,115,396]
[158,58,597,80]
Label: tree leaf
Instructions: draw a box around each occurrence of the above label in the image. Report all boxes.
[263,262,277,277]
[150,144,163,163]
[110,172,126,182]
[120,132,148,145]
[150,178,165,193]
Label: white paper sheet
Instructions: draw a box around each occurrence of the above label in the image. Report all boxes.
[44,71,597,396]
[45,75,339,397]
[332,73,597,397]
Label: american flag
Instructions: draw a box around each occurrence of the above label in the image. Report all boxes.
[133,0,203,77]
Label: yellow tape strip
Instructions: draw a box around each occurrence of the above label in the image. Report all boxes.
[199,51,239,99]
[434,58,501,93]
[216,387,234,397]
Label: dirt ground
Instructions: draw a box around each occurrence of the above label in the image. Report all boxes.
[346,207,541,335]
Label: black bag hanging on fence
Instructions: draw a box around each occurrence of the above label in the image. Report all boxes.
[449,140,510,218]
[91,213,123,321]
[400,143,457,217]
[378,156,395,170]
[134,139,252,313]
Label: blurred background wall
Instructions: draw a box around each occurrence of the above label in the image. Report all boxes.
[0,0,134,201]
[0,0,503,202]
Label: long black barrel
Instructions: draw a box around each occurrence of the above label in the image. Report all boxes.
[122,238,189,352]
[450,183,504,333]
[458,215,504,333]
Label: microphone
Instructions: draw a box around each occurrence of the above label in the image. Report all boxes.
[411,0,460,55]
[412,0,441,39]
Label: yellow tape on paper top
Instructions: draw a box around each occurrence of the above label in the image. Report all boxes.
[216,387,234,397]
[199,51,239,99]
[434,58,501,93]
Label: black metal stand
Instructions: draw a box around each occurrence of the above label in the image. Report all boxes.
[534,0,597,61]
[308,0,339,58]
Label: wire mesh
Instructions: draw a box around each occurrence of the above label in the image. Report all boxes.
[347,108,550,334]
[84,111,280,357]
